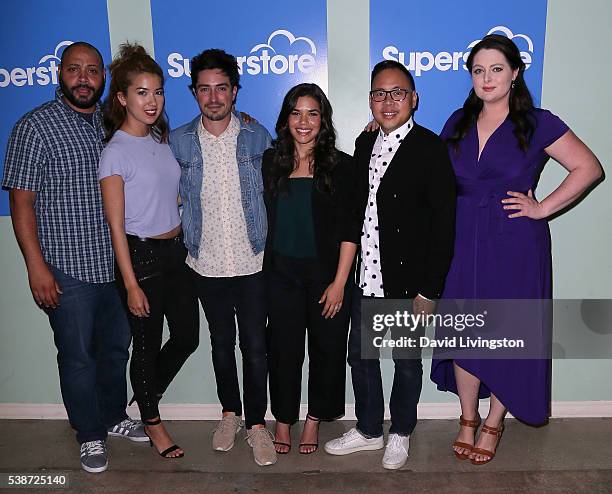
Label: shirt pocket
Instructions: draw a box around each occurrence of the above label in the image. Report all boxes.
[176,156,200,169]
[176,157,202,188]
[238,152,264,191]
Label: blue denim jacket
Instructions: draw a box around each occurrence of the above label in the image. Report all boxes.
[169,113,271,259]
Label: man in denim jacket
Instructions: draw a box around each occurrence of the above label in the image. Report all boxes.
[169,49,275,467]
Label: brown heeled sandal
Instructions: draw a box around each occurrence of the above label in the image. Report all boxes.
[453,414,481,460]
[470,423,504,465]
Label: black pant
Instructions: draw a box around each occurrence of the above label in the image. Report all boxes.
[192,271,268,428]
[116,235,199,421]
[266,259,352,424]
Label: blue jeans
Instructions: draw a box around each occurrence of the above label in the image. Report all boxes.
[347,286,423,437]
[46,266,131,444]
[192,270,268,428]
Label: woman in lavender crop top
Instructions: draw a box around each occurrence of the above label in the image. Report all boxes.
[99,44,199,459]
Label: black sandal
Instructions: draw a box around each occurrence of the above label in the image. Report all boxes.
[273,422,292,454]
[273,440,292,454]
[143,418,184,458]
[299,415,321,455]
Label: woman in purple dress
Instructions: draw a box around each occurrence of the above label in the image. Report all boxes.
[430,35,602,465]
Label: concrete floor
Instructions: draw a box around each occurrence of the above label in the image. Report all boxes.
[1,418,611,493]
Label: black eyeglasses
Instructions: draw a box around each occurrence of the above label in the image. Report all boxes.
[369,88,412,102]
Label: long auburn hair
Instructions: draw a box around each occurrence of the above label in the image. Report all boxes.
[104,43,169,142]
[447,34,535,152]
[266,83,339,196]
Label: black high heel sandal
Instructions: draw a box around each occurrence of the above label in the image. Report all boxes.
[299,415,321,455]
[143,418,184,458]
[273,422,292,454]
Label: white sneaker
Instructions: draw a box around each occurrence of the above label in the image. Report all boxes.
[382,433,410,470]
[324,427,384,456]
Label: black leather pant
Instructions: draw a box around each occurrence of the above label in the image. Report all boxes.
[116,234,199,420]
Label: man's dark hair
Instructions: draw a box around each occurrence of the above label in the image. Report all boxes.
[60,41,104,68]
[189,49,241,92]
[371,60,416,91]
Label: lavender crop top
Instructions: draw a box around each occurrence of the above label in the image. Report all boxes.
[98,130,181,238]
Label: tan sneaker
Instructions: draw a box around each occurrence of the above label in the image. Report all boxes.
[246,427,278,466]
[212,413,243,451]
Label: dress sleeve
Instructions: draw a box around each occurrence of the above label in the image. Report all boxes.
[533,109,570,150]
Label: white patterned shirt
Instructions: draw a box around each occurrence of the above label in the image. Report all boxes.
[359,117,414,297]
[186,114,264,277]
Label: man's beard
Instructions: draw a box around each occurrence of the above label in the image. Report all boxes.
[59,78,105,110]
[202,104,231,122]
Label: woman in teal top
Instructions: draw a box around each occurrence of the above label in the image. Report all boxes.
[263,83,360,455]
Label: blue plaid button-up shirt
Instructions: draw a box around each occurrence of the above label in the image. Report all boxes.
[2,89,113,283]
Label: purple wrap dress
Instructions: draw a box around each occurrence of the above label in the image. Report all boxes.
[430,108,569,425]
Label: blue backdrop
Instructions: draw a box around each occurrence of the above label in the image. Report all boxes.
[0,1,550,216]
[150,0,328,135]
[370,0,549,133]
[0,0,111,216]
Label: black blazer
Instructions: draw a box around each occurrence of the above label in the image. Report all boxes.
[262,148,360,282]
[354,123,456,299]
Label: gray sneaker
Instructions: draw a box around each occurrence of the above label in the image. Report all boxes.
[246,427,277,466]
[107,418,149,442]
[80,440,108,473]
[212,413,243,451]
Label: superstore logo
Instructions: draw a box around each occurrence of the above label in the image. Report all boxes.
[0,41,72,88]
[381,26,535,76]
[167,29,318,78]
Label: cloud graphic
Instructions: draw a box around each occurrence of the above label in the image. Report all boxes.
[250,30,316,55]
[38,40,74,64]
[486,26,534,52]
[467,26,534,53]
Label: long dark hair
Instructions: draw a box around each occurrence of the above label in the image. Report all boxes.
[104,43,169,142]
[447,34,535,152]
[267,83,339,196]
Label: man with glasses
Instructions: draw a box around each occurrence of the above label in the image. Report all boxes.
[324,60,456,469]
[169,49,276,467]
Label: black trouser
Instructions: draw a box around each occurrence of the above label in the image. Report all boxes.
[192,271,268,428]
[116,234,199,421]
[266,258,352,424]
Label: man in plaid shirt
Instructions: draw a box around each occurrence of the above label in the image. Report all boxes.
[2,42,146,473]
